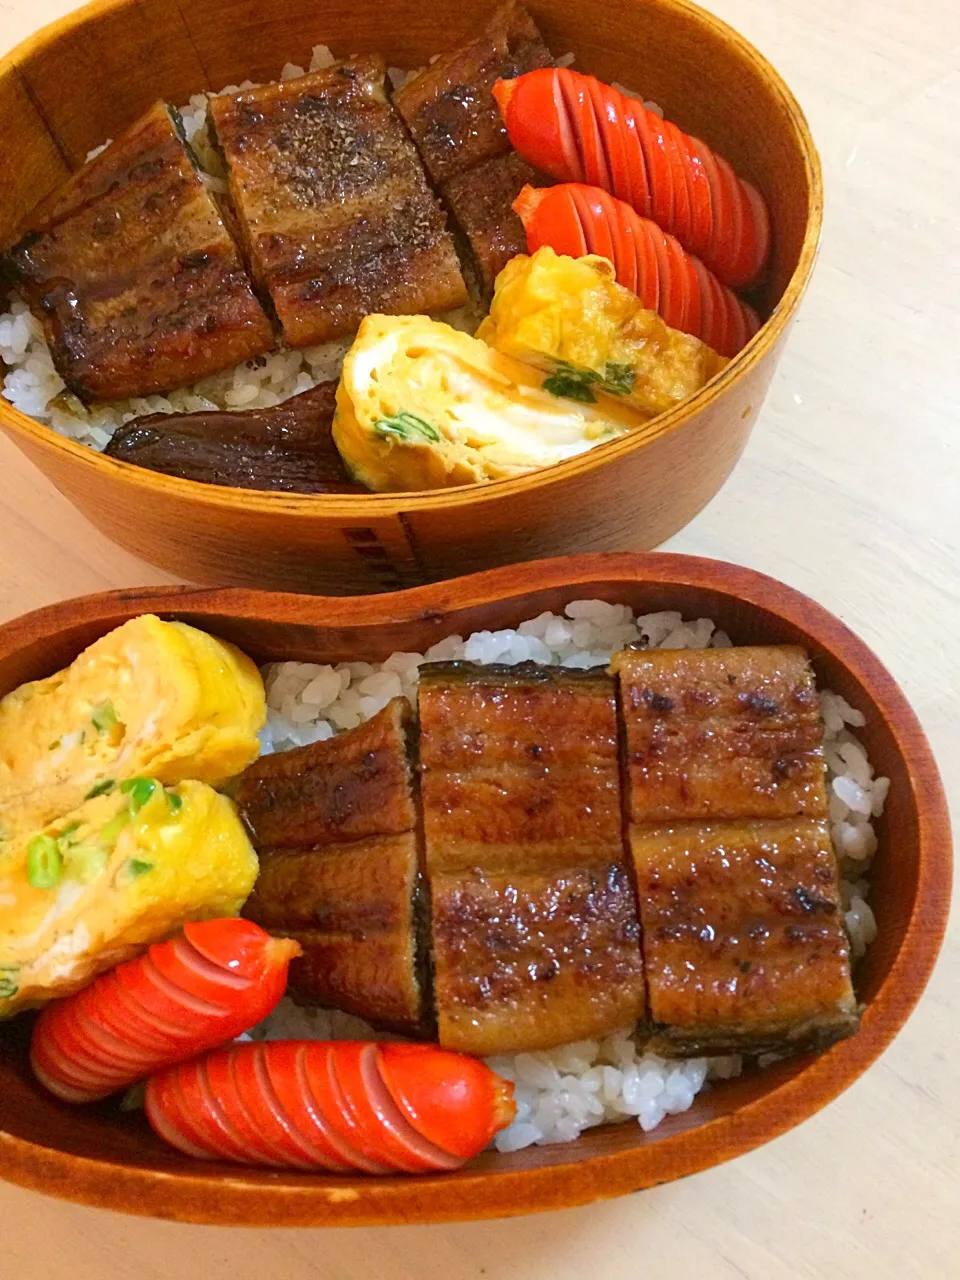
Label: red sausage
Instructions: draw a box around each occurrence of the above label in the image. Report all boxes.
[514,183,761,358]
[376,1041,516,1161]
[31,919,300,1102]
[494,68,771,289]
[145,1041,516,1173]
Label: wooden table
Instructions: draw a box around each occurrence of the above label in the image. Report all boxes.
[1,0,958,1275]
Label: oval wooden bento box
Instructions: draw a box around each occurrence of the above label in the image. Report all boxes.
[0,553,949,1226]
[0,0,822,594]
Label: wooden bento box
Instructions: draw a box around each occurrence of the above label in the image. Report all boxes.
[0,0,822,593]
[0,554,949,1225]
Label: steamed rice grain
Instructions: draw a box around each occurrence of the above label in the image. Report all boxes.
[252,599,884,1151]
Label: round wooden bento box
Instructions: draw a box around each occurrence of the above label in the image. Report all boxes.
[0,0,821,593]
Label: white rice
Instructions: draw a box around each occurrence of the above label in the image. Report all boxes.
[250,600,884,1151]
[610,82,665,117]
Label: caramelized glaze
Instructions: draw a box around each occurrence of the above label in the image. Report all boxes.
[614,646,858,1055]
[393,2,553,295]
[208,59,467,347]
[419,662,645,1055]
[0,102,273,401]
[238,699,425,1034]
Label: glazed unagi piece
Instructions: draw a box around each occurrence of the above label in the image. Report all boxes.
[614,645,858,1056]
[431,863,645,1056]
[208,58,467,348]
[237,697,417,848]
[393,3,553,184]
[632,819,858,1055]
[393,2,554,295]
[614,645,830,822]
[442,151,546,295]
[0,102,274,402]
[238,699,425,1033]
[103,382,365,493]
[418,662,645,1056]
[243,835,423,1033]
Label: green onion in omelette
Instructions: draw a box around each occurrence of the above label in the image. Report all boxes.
[84,778,116,800]
[68,845,109,884]
[98,813,129,846]
[373,411,441,443]
[120,777,158,816]
[27,835,63,890]
[91,700,118,733]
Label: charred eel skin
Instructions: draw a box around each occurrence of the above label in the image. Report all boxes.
[239,648,859,1060]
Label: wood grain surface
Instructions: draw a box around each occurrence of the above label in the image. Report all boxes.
[0,0,958,1276]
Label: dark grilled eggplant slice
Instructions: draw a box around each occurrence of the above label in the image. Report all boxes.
[103,381,365,493]
[0,102,274,402]
[208,58,467,348]
[418,661,645,1056]
[614,645,858,1056]
[238,699,426,1034]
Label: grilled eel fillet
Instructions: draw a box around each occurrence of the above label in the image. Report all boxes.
[238,698,425,1034]
[418,662,646,1057]
[613,646,859,1056]
[393,2,554,294]
[0,102,274,402]
[103,381,364,493]
[208,58,468,348]
[239,645,859,1060]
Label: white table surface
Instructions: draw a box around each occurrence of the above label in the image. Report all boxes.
[1,0,958,1275]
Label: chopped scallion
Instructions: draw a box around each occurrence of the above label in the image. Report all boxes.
[27,835,63,890]
[99,813,129,846]
[84,779,115,800]
[128,859,154,877]
[373,411,441,443]
[120,777,158,816]
[91,701,117,733]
